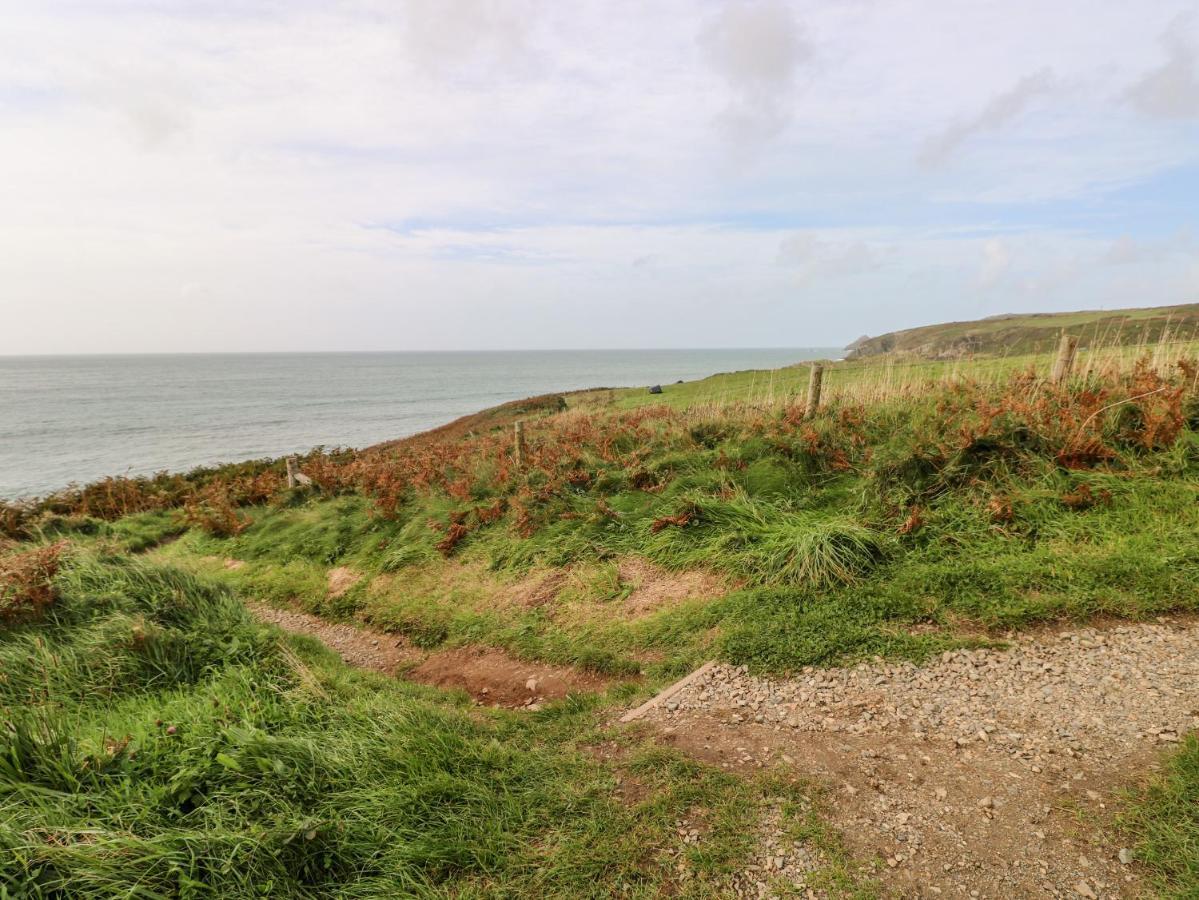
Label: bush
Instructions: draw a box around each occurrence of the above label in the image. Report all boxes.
[0,541,67,623]
[182,489,248,538]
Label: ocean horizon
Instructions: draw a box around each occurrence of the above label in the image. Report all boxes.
[0,348,837,500]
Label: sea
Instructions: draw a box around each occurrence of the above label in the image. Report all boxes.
[0,349,835,500]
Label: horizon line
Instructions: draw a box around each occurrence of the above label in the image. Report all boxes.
[0,346,846,359]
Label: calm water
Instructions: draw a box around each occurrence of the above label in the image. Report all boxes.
[0,349,834,500]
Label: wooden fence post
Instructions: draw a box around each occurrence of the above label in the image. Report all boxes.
[1051,334,1078,385]
[285,456,312,488]
[514,421,526,468]
[805,364,824,418]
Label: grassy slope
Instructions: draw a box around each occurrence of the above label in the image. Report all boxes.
[129,355,1199,682]
[0,553,870,897]
[4,336,1199,895]
[845,302,1199,360]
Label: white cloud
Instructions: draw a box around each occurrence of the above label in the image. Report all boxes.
[0,1,1197,353]
[699,0,810,143]
[776,233,883,285]
[1127,14,1199,119]
[979,239,1012,289]
[919,68,1055,167]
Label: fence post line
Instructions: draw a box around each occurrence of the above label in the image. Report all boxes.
[285,455,299,489]
[514,421,527,469]
[1051,334,1078,385]
[805,364,824,418]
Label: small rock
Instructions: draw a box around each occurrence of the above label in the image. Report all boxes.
[1118,848,1134,865]
[1074,881,1097,899]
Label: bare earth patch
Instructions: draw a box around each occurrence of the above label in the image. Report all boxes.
[247,602,617,708]
[326,565,361,598]
[616,557,730,619]
[505,569,569,609]
[635,618,1199,898]
[410,647,612,708]
[248,602,420,674]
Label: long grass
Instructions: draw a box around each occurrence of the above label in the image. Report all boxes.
[3,342,1198,894]
[1,553,846,897]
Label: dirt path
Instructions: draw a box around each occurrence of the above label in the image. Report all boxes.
[248,602,614,708]
[252,593,1194,896]
[636,618,1199,898]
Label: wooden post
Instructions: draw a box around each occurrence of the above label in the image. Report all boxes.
[514,421,526,468]
[805,364,824,418]
[1051,334,1078,385]
[286,455,298,489]
[619,661,716,723]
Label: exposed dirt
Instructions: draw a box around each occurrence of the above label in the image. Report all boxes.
[249,602,420,675]
[410,646,611,708]
[326,565,361,598]
[616,557,730,619]
[248,602,618,708]
[634,618,1199,898]
[501,557,729,619]
[509,569,569,609]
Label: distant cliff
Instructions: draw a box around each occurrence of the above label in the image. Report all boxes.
[845,303,1199,360]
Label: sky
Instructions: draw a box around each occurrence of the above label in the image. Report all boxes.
[1,0,1198,354]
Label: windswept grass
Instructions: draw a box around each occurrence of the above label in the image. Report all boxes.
[98,353,1197,685]
[0,552,868,897]
[3,338,1199,895]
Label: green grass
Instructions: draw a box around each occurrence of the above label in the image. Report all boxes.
[130,386,1199,681]
[0,552,873,897]
[7,345,1199,894]
[1123,735,1199,897]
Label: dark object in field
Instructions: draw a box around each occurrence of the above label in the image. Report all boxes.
[676,380,684,384]
[649,385,663,394]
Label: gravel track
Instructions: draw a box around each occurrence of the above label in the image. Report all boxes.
[642,617,1199,898]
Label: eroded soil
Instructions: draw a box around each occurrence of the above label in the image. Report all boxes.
[248,601,618,708]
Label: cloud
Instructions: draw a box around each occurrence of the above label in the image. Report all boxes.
[776,233,882,285]
[919,68,1055,167]
[978,239,1011,289]
[398,0,536,75]
[1126,15,1199,119]
[699,0,811,143]
[2,2,1199,353]
[1103,229,1196,265]
[1103,234,1158,265]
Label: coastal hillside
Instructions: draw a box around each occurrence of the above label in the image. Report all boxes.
[3,326,1199,897]
[846,302,1199,360]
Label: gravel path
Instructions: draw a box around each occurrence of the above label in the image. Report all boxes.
[642,617,1199,898]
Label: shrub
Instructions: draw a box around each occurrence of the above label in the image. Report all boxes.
[181,489,248,538]
[0,541,67,623]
